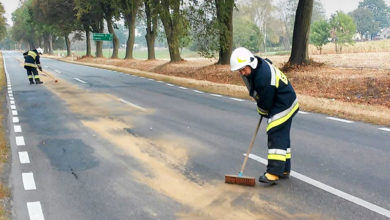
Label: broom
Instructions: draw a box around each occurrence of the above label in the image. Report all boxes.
[40,70,58,83]
[225,116,263,186]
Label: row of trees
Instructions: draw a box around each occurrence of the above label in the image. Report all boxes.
[310,0,390,54]
[9,0,319,65]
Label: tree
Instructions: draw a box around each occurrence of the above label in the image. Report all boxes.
[119,0,142,59]
[329,11,356,53]
[144,0,158,59]
[359,0,390,29]
[11,0,39,49]
[233,16,262,52]
[288,0,313,65]
[310,20,330,54]
[215,0,234,64]
[156,0,188,62]
[0,3,7,41]
[350,8,379,40]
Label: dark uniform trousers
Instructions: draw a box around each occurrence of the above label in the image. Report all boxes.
[266,118,292,176]
[25,66,40,83]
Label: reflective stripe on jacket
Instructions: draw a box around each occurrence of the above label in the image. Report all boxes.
[23,50,40,68]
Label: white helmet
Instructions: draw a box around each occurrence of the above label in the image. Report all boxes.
[36,48,43,54]
[230,47,258,71]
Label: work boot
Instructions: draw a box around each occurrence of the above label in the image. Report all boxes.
[29,81,34,85]
[259,172,279,185]
[279,172,290,179]
[35,80,43,84]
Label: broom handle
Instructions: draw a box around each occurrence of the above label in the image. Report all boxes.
[239,116,263,175]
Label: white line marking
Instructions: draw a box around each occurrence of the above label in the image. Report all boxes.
[13,117,19,123]
[55,69,61,73]
[9,94,13,97]
[157,80,164,83]
[14,125,22,133]
[178,86,188,90]
[22,172,36,190]
[230,98,245,102]
[27,202,44,220]
[166,83,174,86]
[8,90,12,93]
[147,78,154,81]
[193,90,204,94]
[210,94,222,97]
[10,100,15,104]
[73,78,87,84]
[11,105,16,111]
[247,153,390,218]
[326,117,353,124]
[16,136,25,146]
[10,97,14,100]
[299,111,309,114]
[119,98,146,111]
[12,110,18,115]
[18,151,30,164]
[378,128,390,132]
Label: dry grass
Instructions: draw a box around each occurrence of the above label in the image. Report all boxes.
[0,52,10,219]
[309,39,390,55]
[48,46,390,126]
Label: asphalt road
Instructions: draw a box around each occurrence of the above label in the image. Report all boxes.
[3,51,390,219]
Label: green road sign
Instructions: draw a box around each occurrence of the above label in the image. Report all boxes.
[93,33,113,41]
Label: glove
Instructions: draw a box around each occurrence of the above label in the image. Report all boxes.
[38,66,42,71]
[257,106,268,117]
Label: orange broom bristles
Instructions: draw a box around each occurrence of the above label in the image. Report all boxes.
[225,175,256,186]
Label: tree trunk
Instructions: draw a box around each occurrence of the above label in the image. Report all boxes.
[105,15,119,59]
[48,33,53,54]
[93,20,104,57]
[86,28,91,57]
[145,0,157,60]
[159,1,182,62]
[288,0,313,65]
[124,14,136,59]
[64,34,71,57]
[215,0,234,65]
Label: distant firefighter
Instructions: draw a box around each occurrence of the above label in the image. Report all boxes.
[23,48,43,84]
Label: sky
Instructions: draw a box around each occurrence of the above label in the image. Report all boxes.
[1,0,390,26]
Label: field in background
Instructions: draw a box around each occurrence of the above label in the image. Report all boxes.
[309,39,390,55]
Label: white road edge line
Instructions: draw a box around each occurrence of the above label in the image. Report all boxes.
[73,78,87,84]
[10,100,15,105]
[27,202,44,220]
[12,110,18,116]
[378,128,390,132]
[166,83,174,86]
[10,105,16,110]
[18,151,30,164]
[12,117,19,123]
[14,125,22,133]
[178,86,188,90]
[246,153,390,218]
[326,117,353,124]
[210,94,222,97]
[193,90,204,94]
[16,136,25,146]
[119,98,146,111]
[299,110,309,114]
[230,98,245,102]
[22,172,36,190]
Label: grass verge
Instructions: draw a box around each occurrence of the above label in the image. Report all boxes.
[0,52,10,219]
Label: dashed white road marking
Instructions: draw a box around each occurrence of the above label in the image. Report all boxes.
[193,90,204,94]
[326,117,353,124]
[13,117,19,123]
[10,100,15,104]
[27,202,44,220]
[299,111,309,114]
[10,105,16,110]
[22,172,36,190]
[119,98,146,111]
[73,78,87,84]
[178,86,188,90]
[378,128,390,132]
[16,136,25,146]
[210,94,222,97]
[10,97,14,100]
[247,153,390,218]
[230,98,245,102]
[166,83,174,86]
[18,151,30,164]
[14,125,22,133]
[12,110,18,115]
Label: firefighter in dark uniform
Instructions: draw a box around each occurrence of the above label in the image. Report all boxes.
[230,47,299,185]
[23,48,43,84]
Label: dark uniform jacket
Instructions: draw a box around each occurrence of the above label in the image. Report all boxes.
[242,56,299,133]
[23,49,41,69]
